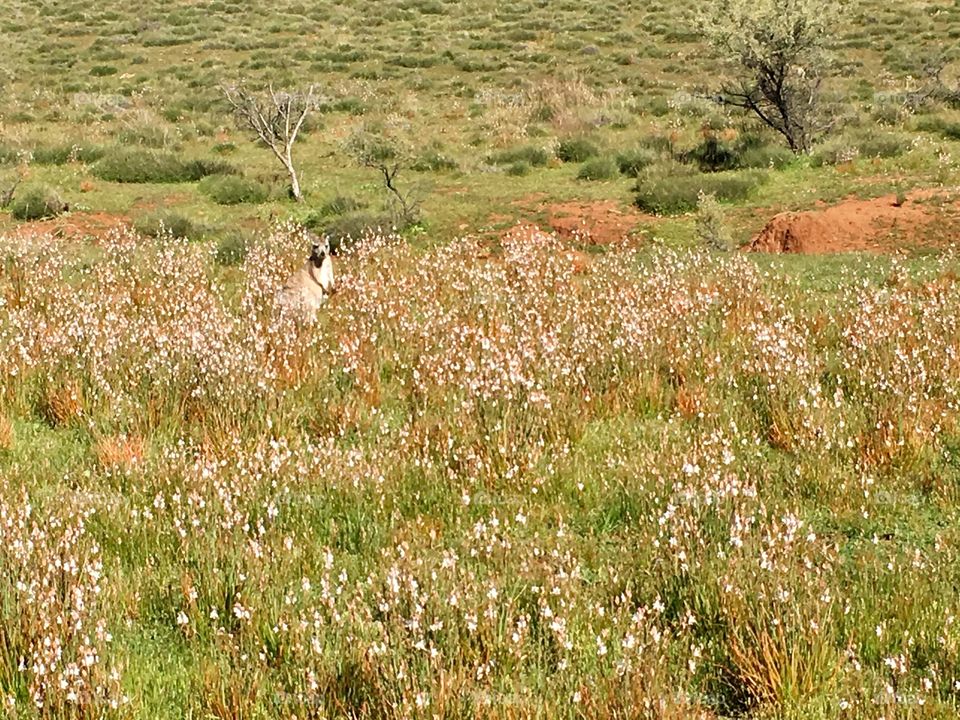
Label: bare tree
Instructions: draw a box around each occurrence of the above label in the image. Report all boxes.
[346,123,423,228]
[221,82,317,202]
[698,0,843,153]
[0,176,21,209]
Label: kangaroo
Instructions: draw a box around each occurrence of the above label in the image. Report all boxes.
[278,235,336,319]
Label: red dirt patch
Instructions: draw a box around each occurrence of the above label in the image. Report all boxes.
[9,212,130,242]
[544,200,652,244]
[505,198,652,245]
[749,190,960,254]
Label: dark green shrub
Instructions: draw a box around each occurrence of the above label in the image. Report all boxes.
[93,149,237,183]
[0,144,20,164]
[685,135,794,171]
[90,65,118,76]
[736,144,794,170]
[488,145,549,167]
[634,164,767,215]
[212,142,238,155]
[117,124,178,149]
[134,211,199,239]
[317,211,394,252]
[577,157,618,181]
[556,137,599,163]
[857,132,912,159]
[507,161,531,176]
[412,152,459,172]
[31,143,105,165]
[10,185,68,220]
[215,232,251,266]
[308,195,367,221]
[616,147,660,176]
[198,175,268,205]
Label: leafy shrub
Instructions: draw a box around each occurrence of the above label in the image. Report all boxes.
[93,149,237,183]
[507,161,531,176]
[89,65,118,76]
[412,152,459,172]
[488,145,549,167]
[134,211,199,240]
[31,143,105,166]
[117,124,179,149]
[634,163,766,215]
[685,135,794,172]
[198,175,268,205]
[695,191,734,251]
[735,143,794,170]
[317,211,393,252]
[215,232,251,266]
[576,156,618,181]
[0,144,20,164]
[10,185,68,221]
[857,132,912,159]
[556,137,599,163]
[616,147,660,176]
[212,142,238,155]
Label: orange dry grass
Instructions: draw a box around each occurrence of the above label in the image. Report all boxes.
[41,381,84,427]
[0,413,13,451]
[94,433,145,473]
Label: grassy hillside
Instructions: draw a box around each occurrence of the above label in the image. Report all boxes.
[2,1,960,719]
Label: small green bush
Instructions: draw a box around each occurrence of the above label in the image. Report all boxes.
[634,164,766,215]
[89,65,118,76]
[31,143,105,166]
[576,156,618,181]
[488,145,549,167]
[198,175,268,205]
[10,185,68,221]
[695,191,734,251]
[93,149,237,183]
[318,211,394,252]
[685,136,794,172]
[134,211,199,240]
[215,232,251,266]
[507,161,530,176]
[556,137,599,163]
[309,195,367,221]
[412,152,459,172]
[616,147,660,177]
[117,124,179,149]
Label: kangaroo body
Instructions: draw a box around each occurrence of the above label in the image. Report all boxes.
[278,236,336,319]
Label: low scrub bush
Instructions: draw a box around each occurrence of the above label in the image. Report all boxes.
[214,231,252,266]
[93,149,237,183]
[634,163,766,215]
[31,143,105,165]
[134,211,199,239]
[412,152,459,172]
[576,156,618,180]
[685,135,793,172]
[488,145,549,167]
[616,147,661,176]
[812,130,912,166]
[317,211,394,252]
[10,185,68,220]
[198,175,268,205]
[695,191,734,251]
[556,137,599,162]
[507,161,531,176]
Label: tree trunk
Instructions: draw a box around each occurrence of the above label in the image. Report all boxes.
[283,151,303,202]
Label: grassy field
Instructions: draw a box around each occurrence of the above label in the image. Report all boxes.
[2,0,960,719]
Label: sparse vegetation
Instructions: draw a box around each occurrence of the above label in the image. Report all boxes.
[1,0,960,717]
[699,0,845,152]
[9,184,67,220]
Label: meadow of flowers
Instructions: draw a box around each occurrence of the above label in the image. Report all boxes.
[1,224,959,719]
